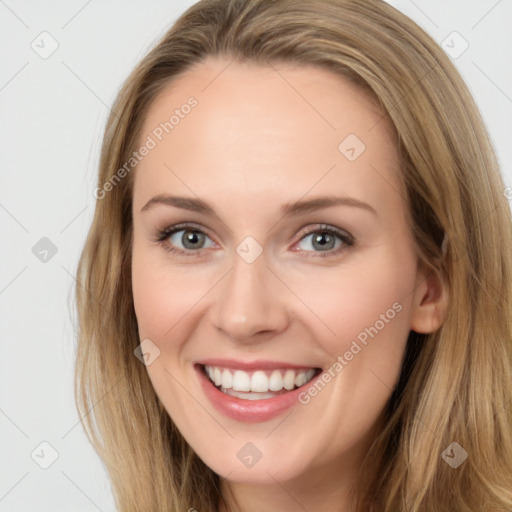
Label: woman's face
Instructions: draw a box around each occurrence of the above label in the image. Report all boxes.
[131,57,436,485]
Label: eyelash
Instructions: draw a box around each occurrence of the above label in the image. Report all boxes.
[153,222,355,259]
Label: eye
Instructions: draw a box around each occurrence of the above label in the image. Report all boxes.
[294,224,354,258]
[155,223,215,257]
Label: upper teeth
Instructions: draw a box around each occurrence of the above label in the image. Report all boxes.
[204,365,317,392]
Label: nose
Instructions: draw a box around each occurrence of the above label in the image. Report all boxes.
[210,249,290,342]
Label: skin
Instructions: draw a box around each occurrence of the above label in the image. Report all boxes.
[131,56,446,512]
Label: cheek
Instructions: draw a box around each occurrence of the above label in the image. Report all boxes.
[286,250,416,359]
[131,243,213,339]
[284,255,414,447]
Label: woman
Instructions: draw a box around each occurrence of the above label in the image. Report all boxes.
[74,0,512,510]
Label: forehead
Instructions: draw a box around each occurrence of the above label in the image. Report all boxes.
[133,57,402,217]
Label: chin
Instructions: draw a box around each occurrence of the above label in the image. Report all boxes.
[193,440,314,485]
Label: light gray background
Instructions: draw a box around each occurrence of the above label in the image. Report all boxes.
[1,1,511,511]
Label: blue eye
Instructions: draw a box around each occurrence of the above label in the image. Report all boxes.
[155,224,215,257]
[294,224,354,257]
[154,223,354,258]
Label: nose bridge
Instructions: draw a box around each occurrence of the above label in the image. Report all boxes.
[212,242,288,340]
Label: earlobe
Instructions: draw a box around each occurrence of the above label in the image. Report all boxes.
[409,267,448,334]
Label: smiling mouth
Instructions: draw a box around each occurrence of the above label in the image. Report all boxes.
[201,364,322,401]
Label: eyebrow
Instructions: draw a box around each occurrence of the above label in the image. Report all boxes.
[140,194,377,217]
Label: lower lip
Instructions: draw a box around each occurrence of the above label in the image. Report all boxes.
[195,365,320,423]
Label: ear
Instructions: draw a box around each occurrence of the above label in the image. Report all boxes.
[409,265,448,334]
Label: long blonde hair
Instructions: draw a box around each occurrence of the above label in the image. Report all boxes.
[74,0,512,510]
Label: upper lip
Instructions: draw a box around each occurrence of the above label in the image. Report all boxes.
[196,358,321,371]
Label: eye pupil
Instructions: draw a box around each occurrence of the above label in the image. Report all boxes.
[183,230,204,249]
[313,232,334,250]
